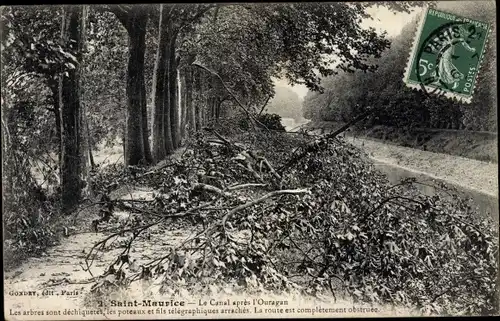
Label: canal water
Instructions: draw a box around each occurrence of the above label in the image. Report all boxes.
[283,118,498,223]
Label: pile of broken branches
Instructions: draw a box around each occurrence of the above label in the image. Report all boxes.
[84,126,498,316]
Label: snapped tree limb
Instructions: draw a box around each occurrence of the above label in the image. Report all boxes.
[278,108,375,174]
[221,188,310,229]
[194,183,232,198]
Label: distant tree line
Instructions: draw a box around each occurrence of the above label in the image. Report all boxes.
[263,86,303,122]
[302,1,496,132]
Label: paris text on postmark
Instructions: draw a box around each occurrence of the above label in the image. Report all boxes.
[403,7,490,103]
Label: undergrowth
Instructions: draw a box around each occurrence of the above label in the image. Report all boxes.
[2,145,63,271]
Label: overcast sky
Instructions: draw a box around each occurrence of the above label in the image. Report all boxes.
[274,5,423,100]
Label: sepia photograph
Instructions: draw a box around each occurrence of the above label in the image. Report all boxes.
[2,1,498,319]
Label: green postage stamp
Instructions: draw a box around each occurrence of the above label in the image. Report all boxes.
[403,7,490,103]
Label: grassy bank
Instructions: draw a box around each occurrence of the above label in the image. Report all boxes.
[306,121,498,163]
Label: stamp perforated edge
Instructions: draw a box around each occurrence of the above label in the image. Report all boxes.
[402,7,491,104]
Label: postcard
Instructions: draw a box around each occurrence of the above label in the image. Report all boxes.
[2,1,498,319]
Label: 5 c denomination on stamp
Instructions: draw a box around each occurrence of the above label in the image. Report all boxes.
[404,7,490,103]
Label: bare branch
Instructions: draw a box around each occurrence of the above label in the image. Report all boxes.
[194,183,232,198]
[227,183,267,191]
[221,189,310,228]
[258,95,272,116]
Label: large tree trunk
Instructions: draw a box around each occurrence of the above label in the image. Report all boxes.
[59,6,84,214]
[112,9,150,166]
[152,7,178,159]
[151,4,168,162]
[125,12,148,165]
[79,5,92,197]
[197,69,205,128]
[169,46,180,149]
[180,68,187,142]
[185,67,195,133]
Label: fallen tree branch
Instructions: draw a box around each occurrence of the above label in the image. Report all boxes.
[84,201,215,274]
[227,183,267,191]
[194,183,232,198]
[360,195,426,225]
[135,162,176,179]
[211,130,242,150]
[237,161,264,183]
[207,139,227,146]
[278,109,375,174]
[221,189,310,229]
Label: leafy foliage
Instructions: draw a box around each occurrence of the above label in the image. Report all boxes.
[2,122,61,268]
[84,8,129,147]
[2,6,77,78]
[256,113,287,131]
[183,4,279,110]
[182,2,424,114]
[2,6,65,265]
[86,127,498,316]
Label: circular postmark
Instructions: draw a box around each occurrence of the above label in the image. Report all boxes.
[412,13,487,100]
